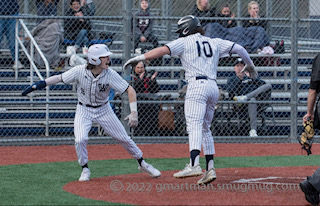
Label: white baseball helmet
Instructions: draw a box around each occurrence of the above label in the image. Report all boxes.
[87,44,113,65]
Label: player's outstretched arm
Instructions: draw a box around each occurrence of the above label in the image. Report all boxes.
[22,75,62,96]
[123,46,170,70]
[124,86,139,128]
[231,44,258,79]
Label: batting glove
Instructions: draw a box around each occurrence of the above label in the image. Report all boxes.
[241,63,258,80]
[22,81,47,96]
[123,55,146,70]
[124,111,138,128]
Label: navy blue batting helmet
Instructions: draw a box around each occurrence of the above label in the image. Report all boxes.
[175,15,201,37]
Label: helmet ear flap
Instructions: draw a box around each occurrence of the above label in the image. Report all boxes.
[182,27,189,36]
[89,57,101,65]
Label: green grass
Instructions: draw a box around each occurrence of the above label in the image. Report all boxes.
[1,155,319,205]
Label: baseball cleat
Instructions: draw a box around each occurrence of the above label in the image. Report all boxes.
[197,168,216,185]
[79,167,91,181]
[138,162,161,178]
[300,179,320,205]
[173,164,203,178]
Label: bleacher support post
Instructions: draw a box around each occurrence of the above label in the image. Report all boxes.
[122,0,133,134]
[290,0,298,143]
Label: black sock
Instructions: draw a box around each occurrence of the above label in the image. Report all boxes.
[205,155,213,171]
[137,157,144,166]
[190,150,200,166]
[82,163,88,169]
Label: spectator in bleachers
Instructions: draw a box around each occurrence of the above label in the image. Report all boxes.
[131,61,160,94]
[216,3,236,28]
[36,0,59,24]
[243,1,267,31]
[131,61,160,136]
[64,0,91,53]
[80,0,95,16]
[191,0,216,27]
[0,1,23,69]
[133,0,158,53]
[33,0,64,70]
[226,58,272,137]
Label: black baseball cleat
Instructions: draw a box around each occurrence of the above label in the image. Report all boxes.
[300,178,320,206]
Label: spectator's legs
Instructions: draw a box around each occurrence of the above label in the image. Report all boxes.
[6,18,17,61]
[147,34,159,48]
[246,84,272,99]
[75,29,89,48]
[0,19,5,50]
[248,98,258,130]
[134,35,140,50]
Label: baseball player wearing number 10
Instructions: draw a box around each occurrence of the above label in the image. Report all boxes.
[124,15,257,185]
[22,44,161,181]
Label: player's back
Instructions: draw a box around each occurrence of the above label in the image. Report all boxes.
[167,32,234,81]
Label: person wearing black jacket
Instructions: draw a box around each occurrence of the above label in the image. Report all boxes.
[133,0,158,51]
[191,0,216,27]
[64,0,91,51]
[242,1,268,31]
[216,3,236,28]
[131,61,160,136]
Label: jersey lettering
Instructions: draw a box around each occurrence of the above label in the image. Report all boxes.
[98,83,109,92]
[81,88,85,95]
[196,41,213,57]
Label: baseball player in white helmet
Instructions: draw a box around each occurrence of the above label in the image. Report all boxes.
[123,15,257,185]
[22,44,161,181]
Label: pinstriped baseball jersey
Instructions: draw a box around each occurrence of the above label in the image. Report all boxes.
[166,33,234,81]
[61,64,129,106]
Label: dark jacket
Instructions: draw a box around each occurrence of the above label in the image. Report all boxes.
[64,7,91,40]
[132,72,160,94]
[36,0,59,24]
[216,13,237,28]
[226,75,266,100]
[36,0,59,16]
[134,7,153,38]
[0,0,19,15]
[243,14,268,30]
[191,5,216,26]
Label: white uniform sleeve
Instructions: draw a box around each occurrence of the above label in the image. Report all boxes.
[217,38,235,58]
[166,38,185,56]
[108,70,129,94]
[61,66,80,84]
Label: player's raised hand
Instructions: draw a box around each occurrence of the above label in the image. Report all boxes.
[124,111,138,128]
[123,55,146,70]
[22,81,47,96]
[241,63,258,80]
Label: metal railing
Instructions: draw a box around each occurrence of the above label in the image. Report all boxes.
[15,19,51,136]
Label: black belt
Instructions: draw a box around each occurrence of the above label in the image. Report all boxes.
[196,76,208,80]
[79,102,107,108]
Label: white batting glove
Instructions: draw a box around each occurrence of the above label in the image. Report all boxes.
[241,63,258,80]
[123,55,146,70]
[124,111,138,128]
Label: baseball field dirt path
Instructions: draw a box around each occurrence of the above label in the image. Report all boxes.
[1,143,319,165]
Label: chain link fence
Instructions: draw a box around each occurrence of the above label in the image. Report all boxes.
[1,0,320,145]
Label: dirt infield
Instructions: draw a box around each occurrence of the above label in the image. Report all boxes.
[64,166,316,205]
[2,143,318,205]
[1,143,318,165]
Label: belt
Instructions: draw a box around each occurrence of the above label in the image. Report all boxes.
[195,76,208,80]
[79,102,107,108]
